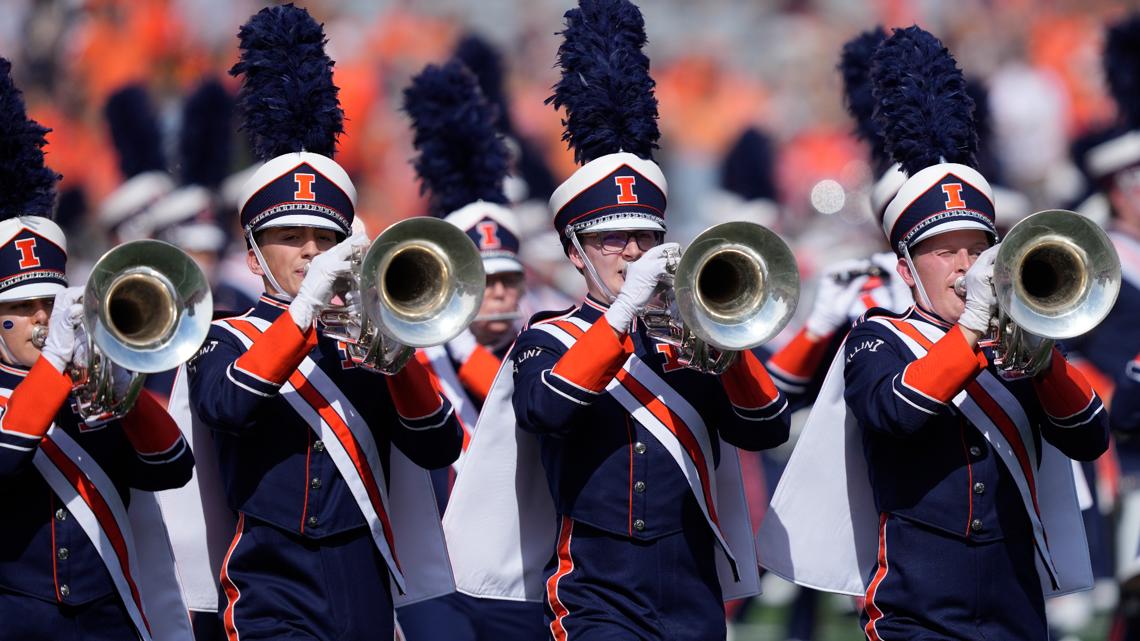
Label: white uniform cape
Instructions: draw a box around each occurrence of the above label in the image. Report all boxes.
[443,314,761,602]
[757,314,1092,598]
[32,425,193,640]
[156,316,453,612]
[419,345,478,474]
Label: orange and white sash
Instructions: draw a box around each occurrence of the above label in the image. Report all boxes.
[34,426,193,640]
[758,315,1091,597]
[419,345,478,473]
[204,316,454,604]
[443,314,759,602]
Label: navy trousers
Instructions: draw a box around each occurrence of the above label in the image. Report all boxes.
[397,592,545,641]
[542,517,726,641]
[217,514,393,641]
[860,513,1046,641]
[0,589,135,641]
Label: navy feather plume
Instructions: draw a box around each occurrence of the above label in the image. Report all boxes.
[454,33,512,133]
[404,61,510,217]
[0,58,59,218]
[838,27,888,169]
[105,84,166,179]
[1104,13,1140,130]
[230,3,343,161]
[870,26,977,176]
[180,78,234,188]
[546,0,660,164]
[721,128,777,202]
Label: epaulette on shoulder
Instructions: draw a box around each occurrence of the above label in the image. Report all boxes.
[524,306,577,330]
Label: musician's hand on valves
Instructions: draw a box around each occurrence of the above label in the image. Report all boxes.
[41,286,85,374]
[957,244,1000,336]
[289,232,370,329]
[605,242,679,336]
[804,259,872,339]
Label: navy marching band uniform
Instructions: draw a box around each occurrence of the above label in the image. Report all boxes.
[184,7,462,640]
[512,297,790,639]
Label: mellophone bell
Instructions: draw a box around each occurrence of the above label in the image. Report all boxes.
[0,60,201,638]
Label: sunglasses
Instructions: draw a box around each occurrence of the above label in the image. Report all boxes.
[584,230,663,254]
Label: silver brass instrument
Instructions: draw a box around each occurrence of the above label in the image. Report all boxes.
[321,217,486,373]
[641,222,800,374]
[956,209,1120,378]
[74,239,213,422]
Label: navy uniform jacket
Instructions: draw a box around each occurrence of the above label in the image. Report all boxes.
[844,307,1109,542]
[187,295,462,539]
[511,296,791,541]
[0,358,194,605]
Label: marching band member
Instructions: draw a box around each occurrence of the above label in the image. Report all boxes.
[444,2,789,639]
[184,6,460,640]
[0,59,194,641]
[396,59,543,641]
[759,27,1108,640]
[1072,13,1140,635]
[766,27,911,409]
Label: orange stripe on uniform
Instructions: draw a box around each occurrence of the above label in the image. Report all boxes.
[615,370,720,528]
[549,319,631,393]
[386,357,445,420]
[890,322,986,403]
[1,357,70,438]
[863,513,889,641]
[220,513,246,641]
[721,350,780,408]
[121,390,182,454]
[965,381,1041,521]
[546,517,575,641]
[232,313,317,385]
[767,327,833,380]
[40,437,150,634]
[457,345,501,403]
[1032,350,1097,419]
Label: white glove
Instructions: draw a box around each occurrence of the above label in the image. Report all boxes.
[447,328,479,363]
[805,259,872,337]
[605,242,678,334]
[41,286,85,373]
[288,232,370,329]
[957,245,1000,334]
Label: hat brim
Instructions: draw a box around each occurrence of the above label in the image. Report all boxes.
[484,256,525,275]
[909,219,996,249]
[254,214,347,235]
[575,216,666,234]
[0,282,65,303]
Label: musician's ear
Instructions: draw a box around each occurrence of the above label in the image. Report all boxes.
[896,255,916,288]
[247,249,264,277]
[567,243,586,272]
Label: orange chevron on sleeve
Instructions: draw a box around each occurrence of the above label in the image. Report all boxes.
[387,357,445,419]
[549,317,633,393]
[1033,348,1097,417]
[457,345,500,402]
[1,357,71,437]
[899,325,986,403]
[768,327,832,380]
[121,389,183,454]
[721,350,780,408]
[234,313,318,384]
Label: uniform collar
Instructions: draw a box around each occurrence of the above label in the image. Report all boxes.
[0,360,29,378]
[251,293,291,320]
[906,304,954,329]
[576,295,610,322]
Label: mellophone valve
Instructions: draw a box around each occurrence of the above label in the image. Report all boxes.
[321,217,486,374]
[71,239,214,422]
[640,221,800,374]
